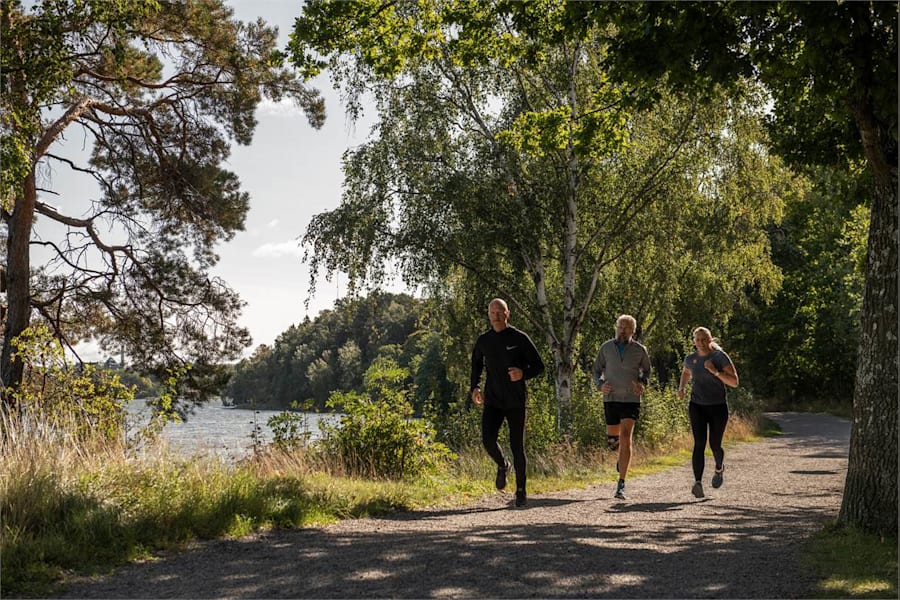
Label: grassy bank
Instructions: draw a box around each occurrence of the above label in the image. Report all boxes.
[1,414,892,599]
[1,416,750,597]
[802,522,898,599]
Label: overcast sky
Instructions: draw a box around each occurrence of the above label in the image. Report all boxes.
[44,1,408,360]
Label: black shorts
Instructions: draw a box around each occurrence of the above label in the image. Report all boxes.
[604,401,640,425]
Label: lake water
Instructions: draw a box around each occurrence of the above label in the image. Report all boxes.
[125,399,337,461]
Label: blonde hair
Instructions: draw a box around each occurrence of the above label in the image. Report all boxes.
[692,326,722,351]
[616,314,637,329]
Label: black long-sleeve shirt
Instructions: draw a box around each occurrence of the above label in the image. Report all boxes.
[470,326,545,410]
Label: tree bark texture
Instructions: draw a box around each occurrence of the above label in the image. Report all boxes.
[553,353,575,433]
[838,169,898,537]
[1,172,36,402]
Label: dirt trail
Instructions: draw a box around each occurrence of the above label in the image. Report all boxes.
[61,412,850,599]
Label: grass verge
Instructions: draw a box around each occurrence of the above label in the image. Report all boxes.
[801,522,898,599]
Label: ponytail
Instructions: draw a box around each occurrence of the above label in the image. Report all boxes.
[692,326,722,350]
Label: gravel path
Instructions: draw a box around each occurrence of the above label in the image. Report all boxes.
[60,412,850,599]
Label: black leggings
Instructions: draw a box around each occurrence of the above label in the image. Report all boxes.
[482,404,527,492]
[689,402,729,481]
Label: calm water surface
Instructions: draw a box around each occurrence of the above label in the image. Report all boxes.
[126,398,336,460]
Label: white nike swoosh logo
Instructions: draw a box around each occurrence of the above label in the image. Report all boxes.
[506,346,517,350]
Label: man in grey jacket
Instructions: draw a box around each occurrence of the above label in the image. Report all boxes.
[593,314,651,500]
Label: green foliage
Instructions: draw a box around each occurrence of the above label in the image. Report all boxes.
[317,358,454,479]
[431,398,482,452]
[569,370,606,448]
[523,376,564,456]
[105,365,161,399]
[726,166,869,404]
[748,3,897,172]
[634,385,690,449]
[406,330,456,416]
[3,324,132,441]
[267,408,315,451]
[592,2,896,174]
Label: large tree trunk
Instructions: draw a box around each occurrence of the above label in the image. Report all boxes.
[838,97,898,535]
[1,172,35,404]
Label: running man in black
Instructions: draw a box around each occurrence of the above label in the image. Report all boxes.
[470,298,545,508]
[677,326,739,498]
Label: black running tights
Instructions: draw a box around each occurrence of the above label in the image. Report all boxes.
[689,402,729,481]
[482,404,527,492]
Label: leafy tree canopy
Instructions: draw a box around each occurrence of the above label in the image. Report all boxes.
[289,0,896,535]
[290,0,795,425]
[0,0,325,401]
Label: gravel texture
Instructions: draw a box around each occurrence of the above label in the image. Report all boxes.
[60,412,850,599]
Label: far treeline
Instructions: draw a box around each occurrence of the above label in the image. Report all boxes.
[225,292,455,413]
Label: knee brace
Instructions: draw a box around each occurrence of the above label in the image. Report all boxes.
[607,435,620,452]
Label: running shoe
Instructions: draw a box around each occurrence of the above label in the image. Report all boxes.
[514,490,527,507]
[614,479,627,500]
[692,480,705,498]
[495,459,510,490]
[711,466,724,489]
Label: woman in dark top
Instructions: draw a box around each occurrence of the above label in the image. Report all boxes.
[677,326,739,499]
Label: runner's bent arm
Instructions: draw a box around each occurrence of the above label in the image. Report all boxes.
[639,347,651,386]
[470,340,485,392]
[677,366,691,398]
[520,333,545,380]
[592,346,606,389]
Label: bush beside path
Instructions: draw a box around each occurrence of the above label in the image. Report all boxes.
[61,412,850,599]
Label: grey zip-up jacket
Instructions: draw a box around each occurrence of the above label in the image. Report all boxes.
[592,338,651,403]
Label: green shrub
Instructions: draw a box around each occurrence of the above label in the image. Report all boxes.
[317,358,454,479]
[570,369,606,448]
[431,398,482,452]
[3,324,133,442]
[428,376,562,458]
[268,409,314,451]
[524,377,560,456]
[634,383,690,448]
[727,385,764,417]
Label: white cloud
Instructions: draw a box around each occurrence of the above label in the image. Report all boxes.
[252,240,303,258]
[266,219,280,229]
[256,97,307,118]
